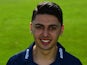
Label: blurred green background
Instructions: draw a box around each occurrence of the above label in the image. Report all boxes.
[0,0,87,65]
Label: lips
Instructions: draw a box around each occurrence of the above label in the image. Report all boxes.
[41,40,50,43]
[40,39,51,46]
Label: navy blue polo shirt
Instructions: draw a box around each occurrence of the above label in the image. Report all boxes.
[7,42,82,65]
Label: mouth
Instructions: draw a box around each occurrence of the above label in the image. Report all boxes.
[40,39,51,46]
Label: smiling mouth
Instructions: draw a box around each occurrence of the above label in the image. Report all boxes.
[40,39,51,46]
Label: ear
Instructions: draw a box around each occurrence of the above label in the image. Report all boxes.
[30,22,32,32]
[60,24,64,35]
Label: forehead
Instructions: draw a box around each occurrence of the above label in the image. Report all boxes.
[32,14,61,26]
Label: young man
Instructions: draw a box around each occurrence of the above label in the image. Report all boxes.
[7,2,82,65]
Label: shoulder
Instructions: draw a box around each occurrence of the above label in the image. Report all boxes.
[6,50,26,65]
[63,51,82,65]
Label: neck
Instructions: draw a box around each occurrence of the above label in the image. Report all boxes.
[33,45,58,64]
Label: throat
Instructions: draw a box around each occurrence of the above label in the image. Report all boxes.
[33,45,58,65]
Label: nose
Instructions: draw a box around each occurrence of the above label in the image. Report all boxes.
[42,29,49,37]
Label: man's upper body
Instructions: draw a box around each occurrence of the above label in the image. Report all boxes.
[7,42,82,65]
[7,1,82,65]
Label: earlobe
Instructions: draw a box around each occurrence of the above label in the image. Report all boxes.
[60,24,64,35]
[30,22,32,32]
[61,24,64,32]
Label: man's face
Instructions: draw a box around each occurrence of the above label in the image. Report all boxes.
[31,14,63,50]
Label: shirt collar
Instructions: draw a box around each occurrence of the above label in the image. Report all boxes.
[25,42,64,63]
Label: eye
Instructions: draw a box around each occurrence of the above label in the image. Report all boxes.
[35,25,43,30]
[49,26,57,31]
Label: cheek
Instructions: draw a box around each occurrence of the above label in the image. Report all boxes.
[51,31,61,39]
[52,34,59,39]
[32,30,42,38]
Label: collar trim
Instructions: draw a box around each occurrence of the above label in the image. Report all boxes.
[25,49,29,59]
[59,48,63,59]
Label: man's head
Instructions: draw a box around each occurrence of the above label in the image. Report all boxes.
[30,2,64,50]
[31,2,63,26]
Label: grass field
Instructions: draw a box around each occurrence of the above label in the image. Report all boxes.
[0,0,87,65]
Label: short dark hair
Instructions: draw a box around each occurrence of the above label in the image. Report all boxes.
[31,2,63,26]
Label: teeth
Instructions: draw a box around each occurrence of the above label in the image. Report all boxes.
[41,40,50,43]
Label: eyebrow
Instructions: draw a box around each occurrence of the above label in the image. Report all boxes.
[49,24,58,27]
[35,23,44,27]
[35,23,58,27]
